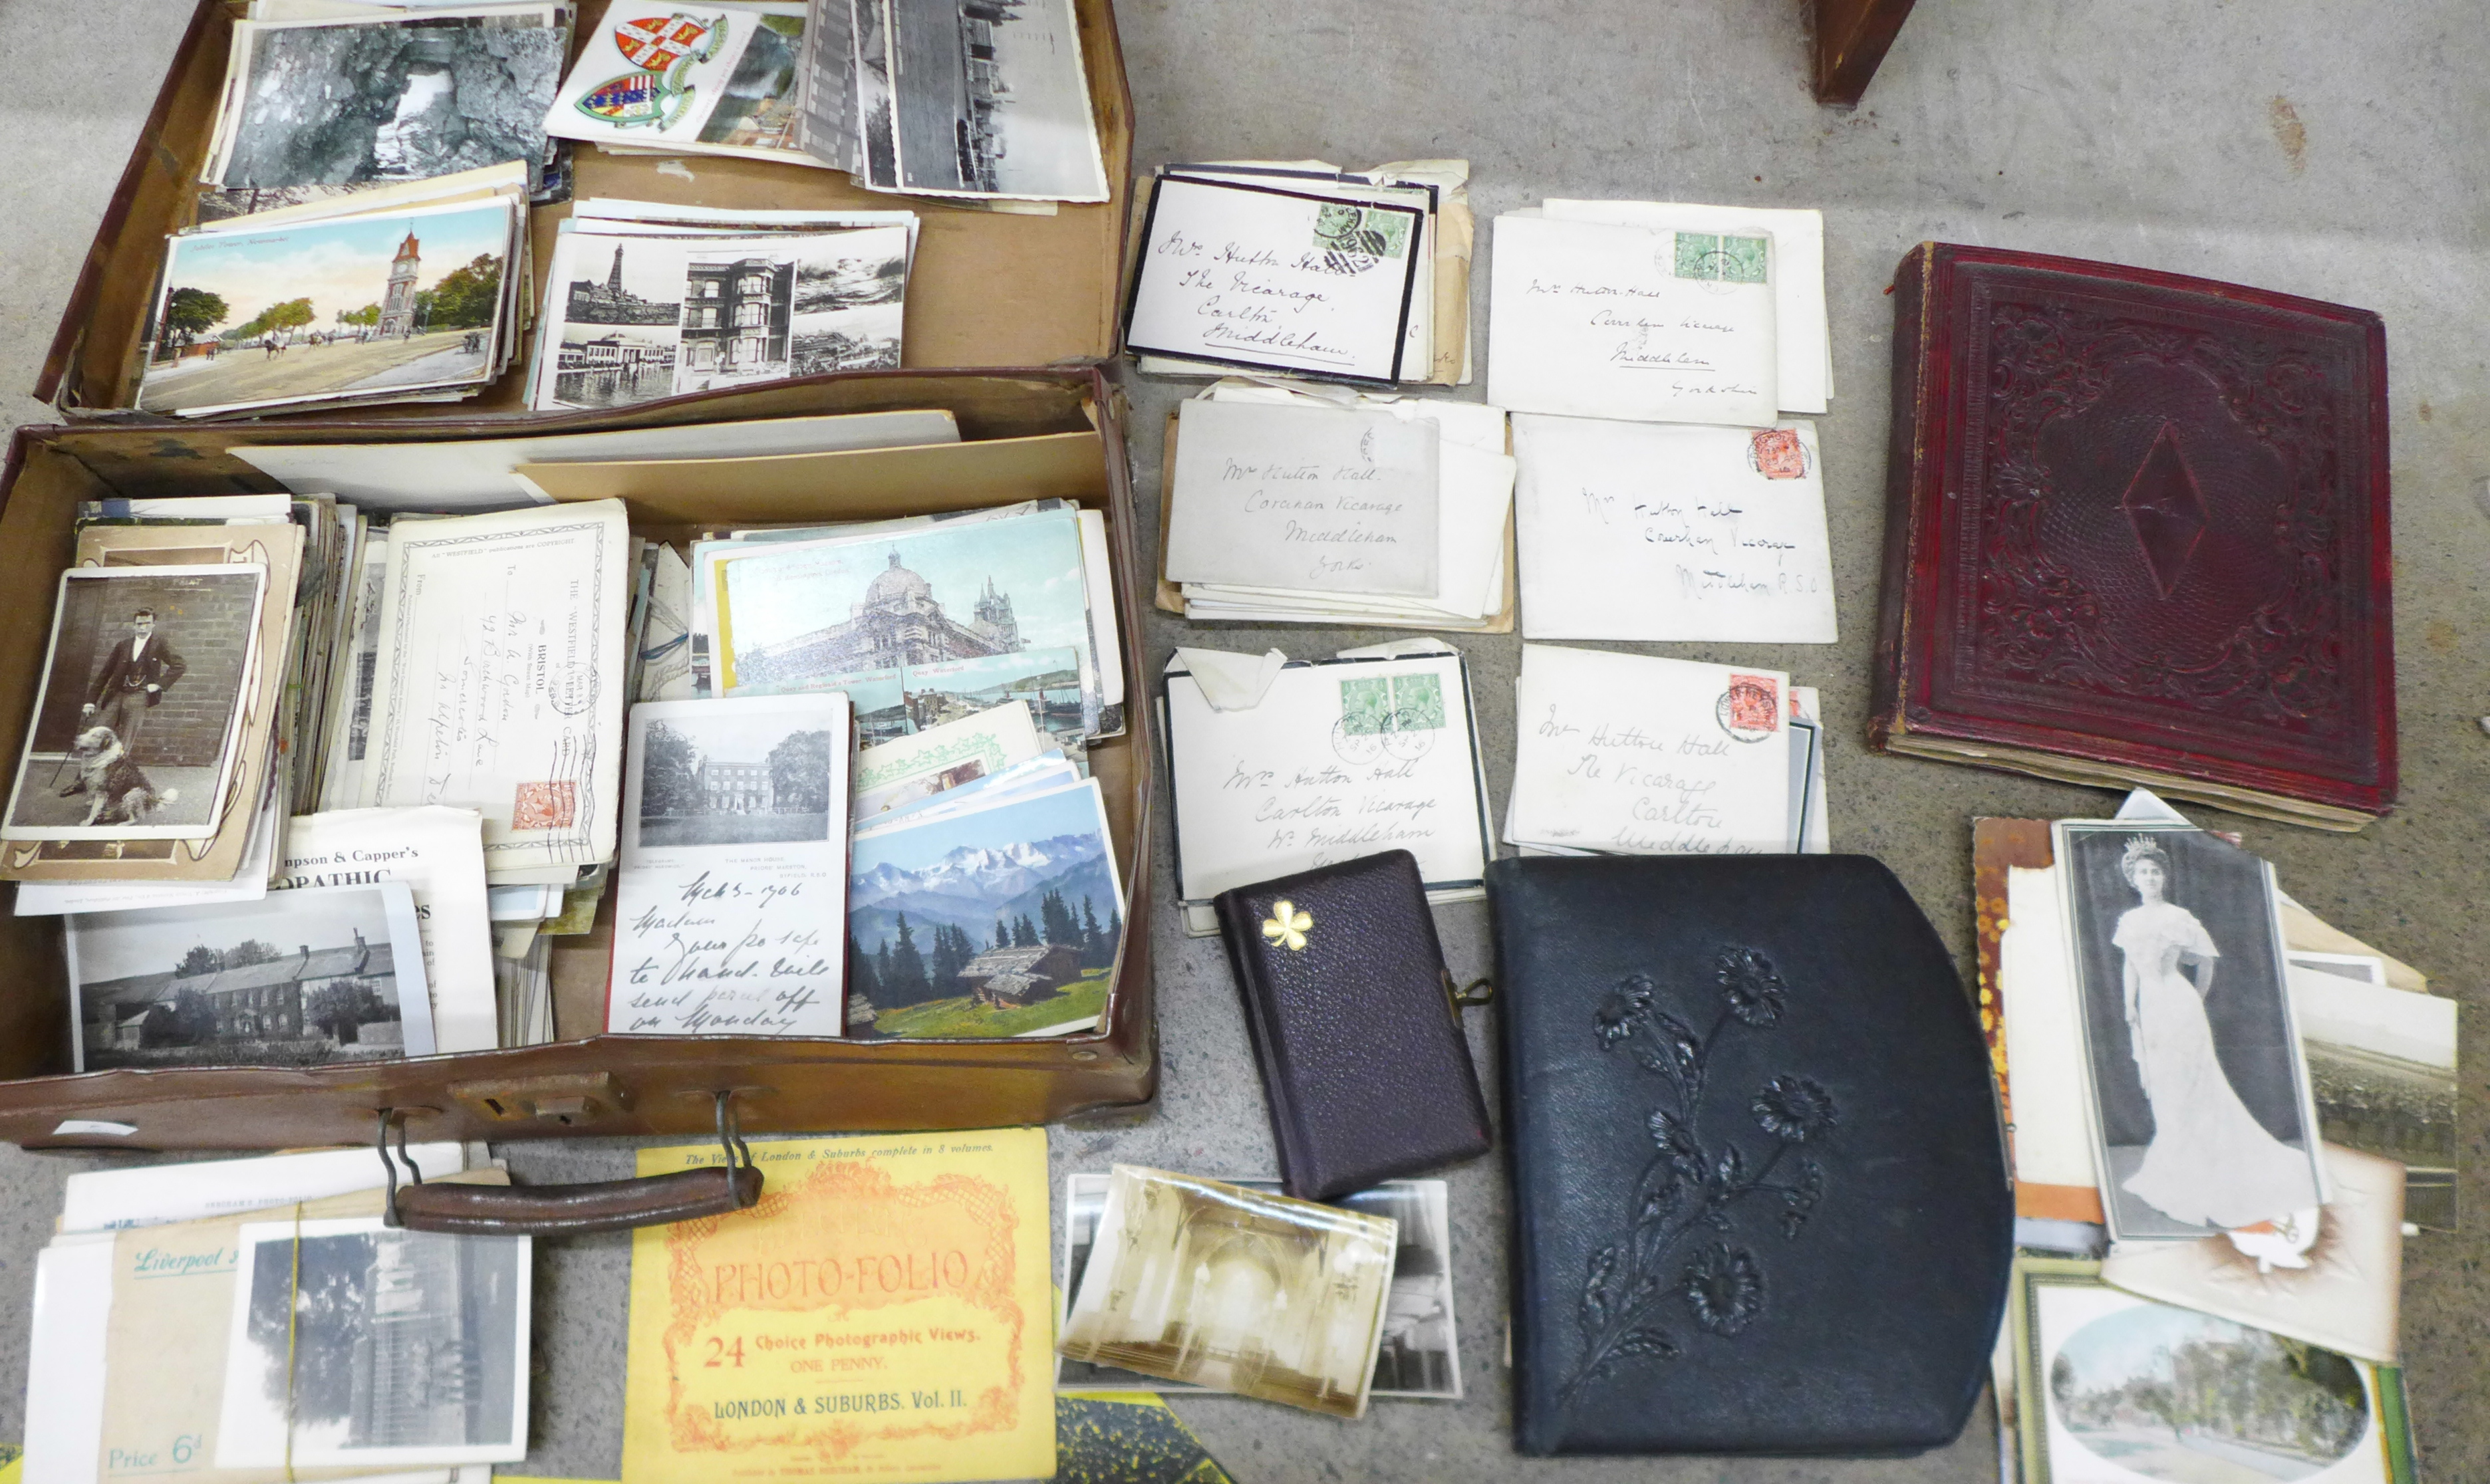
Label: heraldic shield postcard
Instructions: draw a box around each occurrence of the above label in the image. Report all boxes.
[621,1130,1055,1484]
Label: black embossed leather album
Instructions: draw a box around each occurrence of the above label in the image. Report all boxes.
[1487,854,2012,1457]
[1215,849,1492,1201]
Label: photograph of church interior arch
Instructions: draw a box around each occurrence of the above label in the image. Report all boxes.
[136,195,521,416]
[709,503,1102,745]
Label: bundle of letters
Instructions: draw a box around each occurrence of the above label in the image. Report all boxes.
[136,162,535,418]
[1123,160,1474,386]
[1159,379,1517,630]
[25,1144,531,1484]
[1984,792,2437,1481]
[3,497,634,1059]
[605,498,1128,1041]
[543,0,1109,203]
[528,197,916,412]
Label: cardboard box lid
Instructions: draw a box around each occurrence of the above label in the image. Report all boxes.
[39,0,1136,420]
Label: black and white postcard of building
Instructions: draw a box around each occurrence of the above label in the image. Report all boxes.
[2054,820,2328,1243]
[219,1215,529,1467]
[217,11,565,191]
[627,701,847,850]
[674,228,908,394]
[885,0,1108,201]
[3,565,266,842]
[66,881,435,1072]
[1055,1174,1463,1400]
[539,235,684,411]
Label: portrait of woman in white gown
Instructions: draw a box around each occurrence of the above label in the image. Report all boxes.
[2103,833,2320,1231]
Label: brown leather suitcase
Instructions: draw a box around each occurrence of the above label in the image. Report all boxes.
[5,0,1157,1218]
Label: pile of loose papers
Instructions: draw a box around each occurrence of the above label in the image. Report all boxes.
[528,197,916,412]
[136,164,533,418]
[1159,380,1515,630]
[1125,160,1474,386]
[25,1145,528,1484]
[544,0,1109,203]
[1488,198,1840,644]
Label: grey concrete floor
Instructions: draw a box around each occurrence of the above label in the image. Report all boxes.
[4,1,2488,1481]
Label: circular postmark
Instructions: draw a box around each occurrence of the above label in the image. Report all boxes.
[544,661,597,717]
[1331,717,1383,765]
[1716,678,1781,744]
[1744,427,1812,481]
[1379,709,1437,762]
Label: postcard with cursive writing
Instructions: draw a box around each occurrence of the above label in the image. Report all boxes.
[1487,212,1778,426]
[359,499,630,883]
[1125,176,1425,382]
[1164,397,1441,596]
[609,694,854,1037]
[1512,414,1836,642]
[1164,648,1490,932]
[1505,644,1792,856]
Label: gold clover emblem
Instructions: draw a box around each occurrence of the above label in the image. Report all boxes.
[1261,900,1313,952]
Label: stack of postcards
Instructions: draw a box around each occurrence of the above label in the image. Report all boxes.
[5,497,636,1060]
[25,1145,530,1484]
[543,0,1109,204]
[527,197,918,412]
[603,497,1129,1043]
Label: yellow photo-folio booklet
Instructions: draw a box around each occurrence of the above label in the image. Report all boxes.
[621,1128,1054,1484]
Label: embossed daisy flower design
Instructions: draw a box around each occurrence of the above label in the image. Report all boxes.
[1681,1244,1763,1336]
[1595,974,1656,1048]
[1260,900,1312,952]
[1716,947,1786,1026]
[1751,1075,1838,1143]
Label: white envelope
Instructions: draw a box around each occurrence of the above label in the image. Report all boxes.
[1512,414,1836,642]
[1488,213,1778,427]
[1165,397,1442,596]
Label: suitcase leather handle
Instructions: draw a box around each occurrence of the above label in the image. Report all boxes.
[392,1164,763,1236]
[378,1091,764,1237]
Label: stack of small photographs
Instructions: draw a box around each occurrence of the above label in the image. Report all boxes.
[25,1145,528,1484]
[543,0,1109,203]
[1160,379,1516,630]
[601,497,1129,1041]
[136,163,534,418]
[1125,160,1474,386]
[6,497,634,1058]
[529,197,916,411]
[1986,798,2435,1483]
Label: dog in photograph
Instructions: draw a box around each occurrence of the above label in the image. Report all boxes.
[57,725,176,826]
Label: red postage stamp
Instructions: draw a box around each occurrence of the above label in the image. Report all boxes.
[513,781,577,831]
[1727,674,1782,735]
[1749,428,1808,480]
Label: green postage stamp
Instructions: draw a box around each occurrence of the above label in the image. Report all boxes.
[1673,231,1769,285]
[1340,672,1446,735]
[1313,203,1413,262]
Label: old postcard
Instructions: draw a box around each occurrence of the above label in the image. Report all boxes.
[67,881,434,1072]
[1059,1166,1399,1420]
[4,566,268,844]
[1163,397,1441,596]
[2289,953,2458,1230]
[275,806,497,1053]
[2054,822,2328,1243]
[1512,414,1837,643]
[1057,1174,1461,1402]
[1163,648,1490,917]
[1504,645,1794,856]
[851,701,1051,821]
[610,694,853,1038]
[883,0,1108,201]
[1488,211,1778,426]
[360,501,630,881]
[546,5,812,162]
[620,1130,1055,1484]
[849,779,1121,1038]
[1125,176,1425,382]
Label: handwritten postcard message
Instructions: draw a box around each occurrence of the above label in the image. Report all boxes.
[1514,414,1836,642]
[611,693,852,1037]
[1165,397,1441,596]
[1488,213,1778,426]
[1126,177,1423,381]
[1505,645,1792,856]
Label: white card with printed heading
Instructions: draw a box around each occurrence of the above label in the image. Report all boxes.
[1488,213,1778,426]
[1513,414,1836,642]
[1126,176,1425,382]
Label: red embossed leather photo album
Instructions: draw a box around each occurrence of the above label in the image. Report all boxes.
[1869,242,2396,830]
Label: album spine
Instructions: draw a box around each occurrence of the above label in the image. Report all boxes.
[1867,243,1940,751]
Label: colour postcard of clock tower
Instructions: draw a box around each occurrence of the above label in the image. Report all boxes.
[621,1129,1054,1484]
